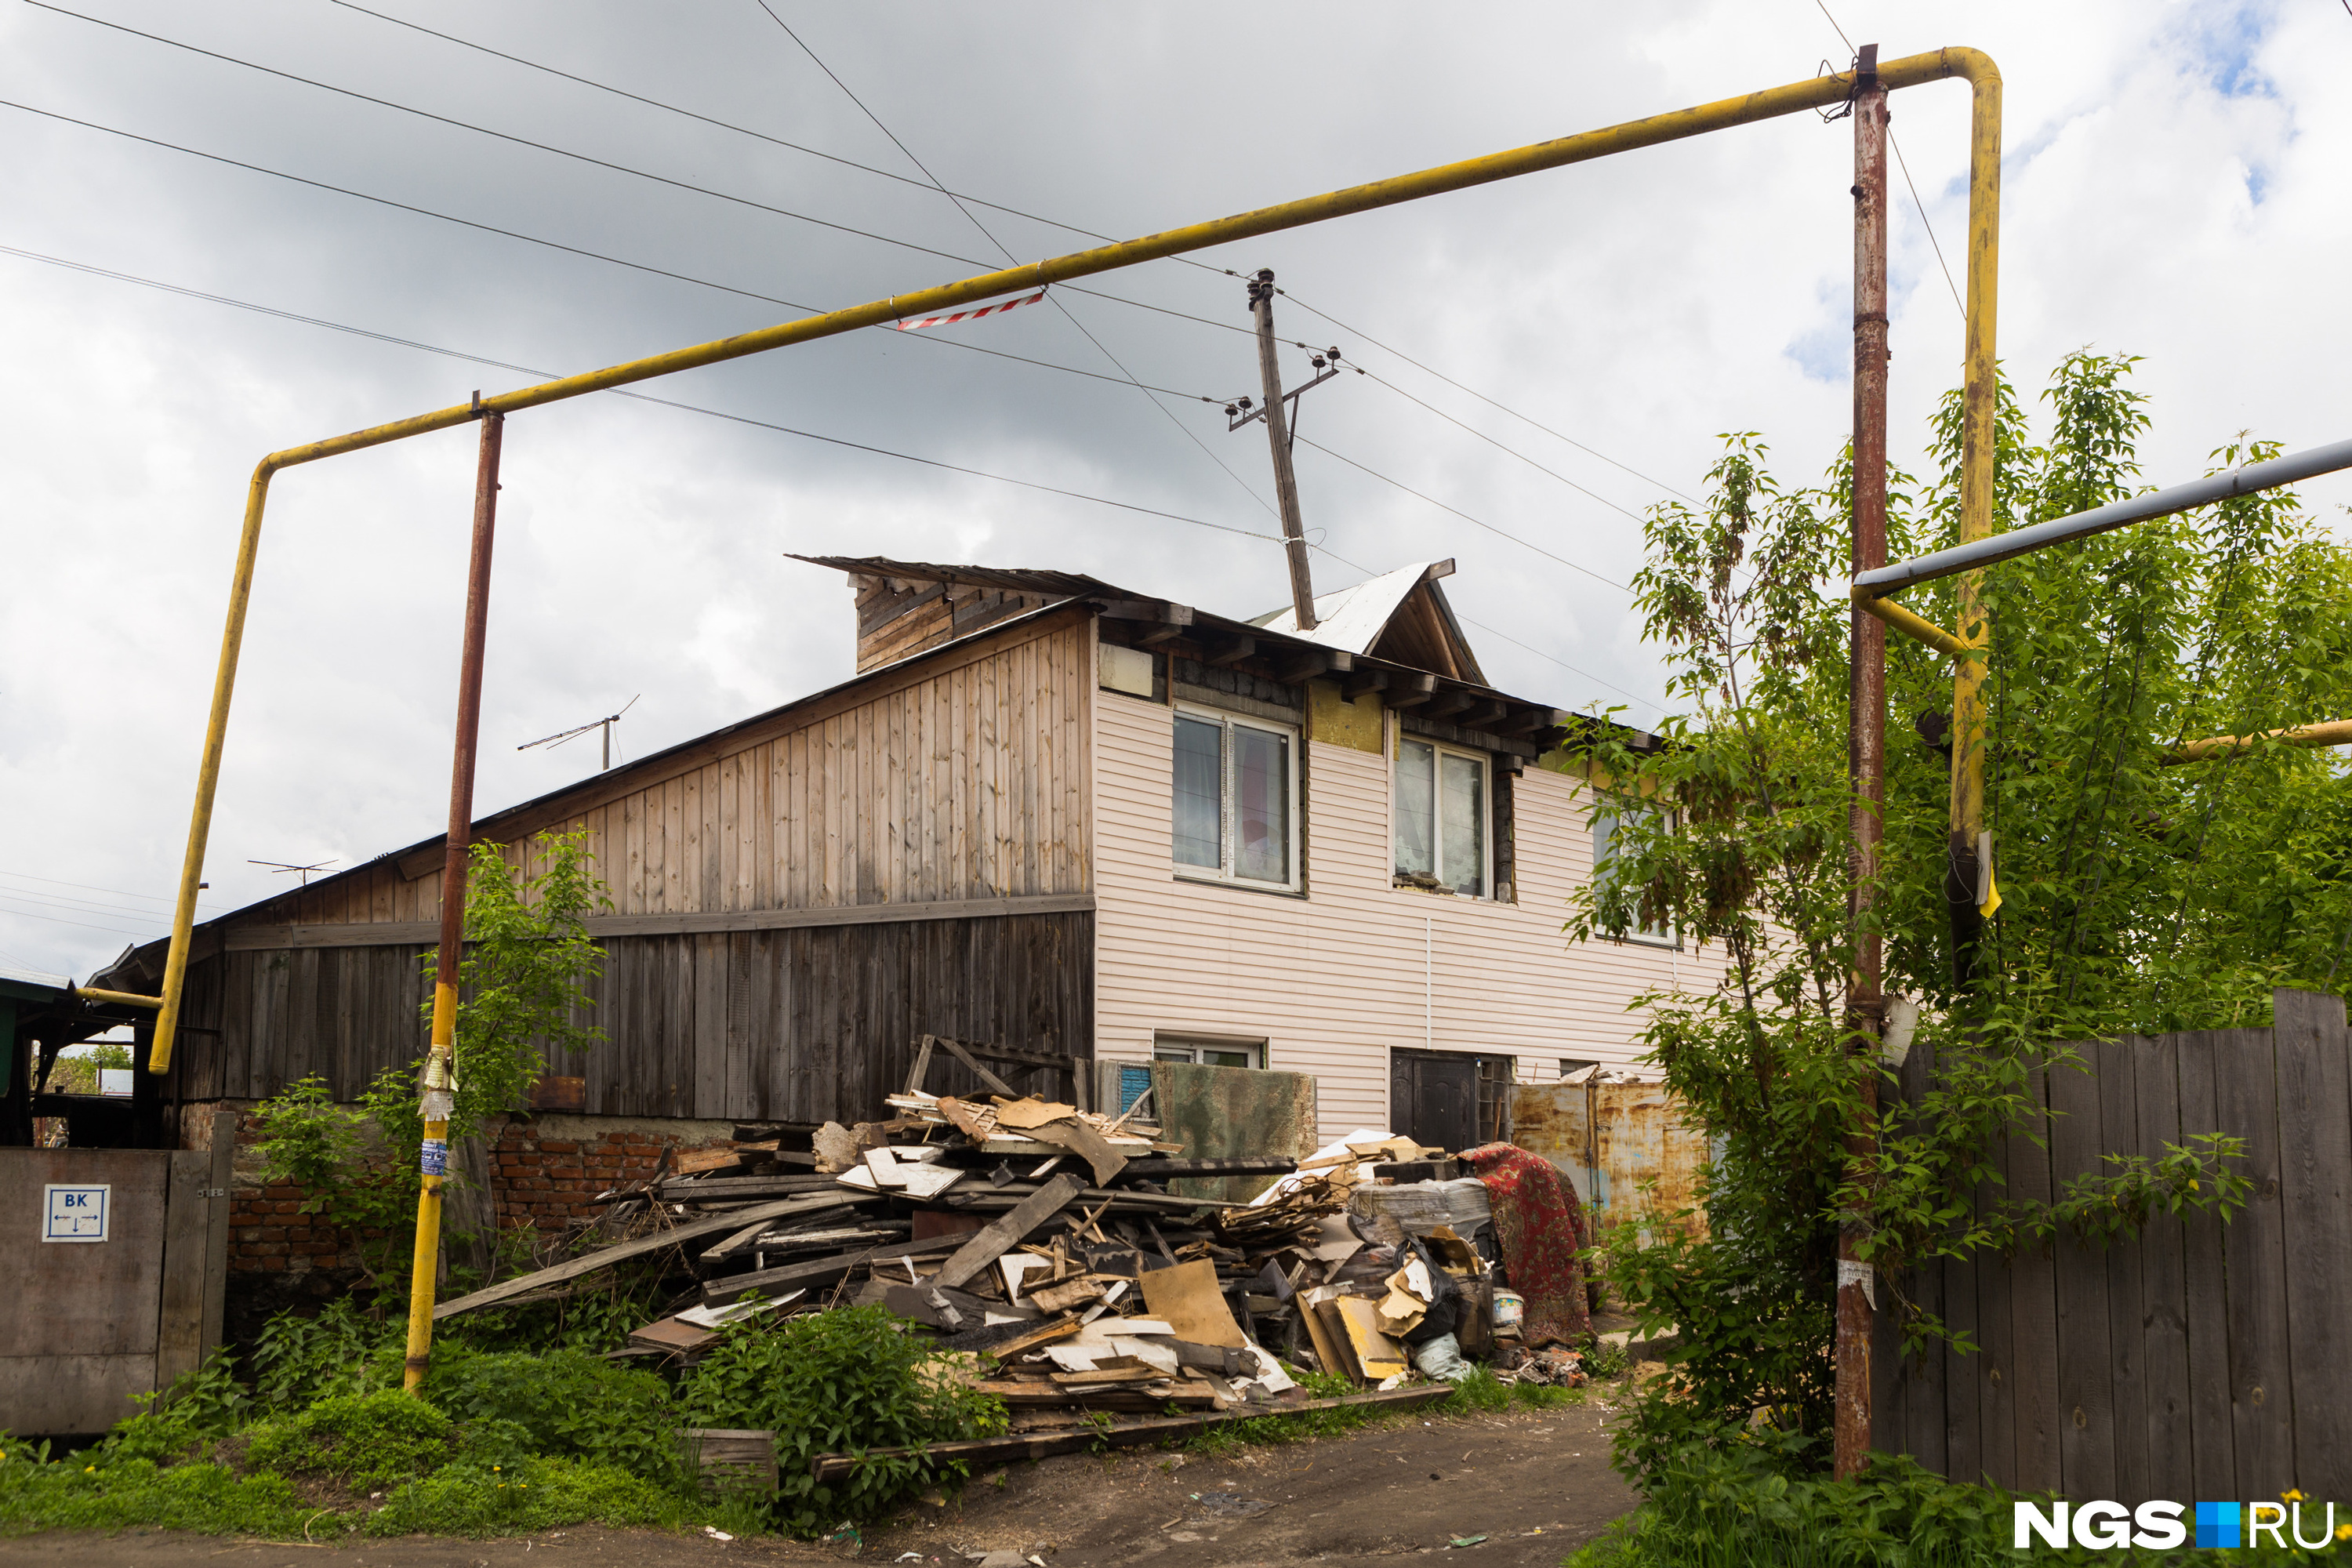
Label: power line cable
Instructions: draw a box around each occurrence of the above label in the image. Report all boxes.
[0,107,1227,401]
[29,2,1254,340]
[745,2,1280,519]
[0,898,158,939]
[1351,365,1650,524]
[0,879,208,922]
[324,0,1182,254]
[0,240,1285,546]
[1267,289,1701,506]
[1804,0,1964,317]
[5,236,1662,721]
[0,866,223,909]
[1292,433,1630,592]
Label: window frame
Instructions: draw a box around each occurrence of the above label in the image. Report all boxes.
[1392,734,1494,898]
[1152,1035,1267,1069]
[1590,802,1683,949]
[1171,702,1302,892]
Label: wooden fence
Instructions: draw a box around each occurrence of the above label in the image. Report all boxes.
[1873,987,2352,1502]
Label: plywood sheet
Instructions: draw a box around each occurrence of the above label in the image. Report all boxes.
[1136,1260,1244,1349]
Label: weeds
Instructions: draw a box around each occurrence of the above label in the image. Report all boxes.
[243,1391,454,1490]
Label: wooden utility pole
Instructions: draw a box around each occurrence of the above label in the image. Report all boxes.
[1247,269,1319,630]
[1835,45,1889,1481]
[404,401,503,1391]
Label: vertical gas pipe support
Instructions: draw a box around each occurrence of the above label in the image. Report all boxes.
[1946,57,2004,989]
[403,405,503,1392]
[1835,45,1889,1483]
[1247,269,1319,631]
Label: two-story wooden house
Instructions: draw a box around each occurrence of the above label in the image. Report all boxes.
[89,555,1723,1162]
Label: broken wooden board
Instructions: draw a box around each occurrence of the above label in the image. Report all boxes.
[1330,1295,1410,1381]
[992,1098,1079,1131]
[946,1314,1080,1359]
[1136,1259,1245,1349]
[932,1173,1087,1290]
[883,1283,1022,1332]
[434,1192,854,1320]
[702,1234,967,1307]
[1025,1116,1127,1184]
[932,1034,1018,1096]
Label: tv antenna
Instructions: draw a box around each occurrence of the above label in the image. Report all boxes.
[519,695,639,772]
[249,858,336,886]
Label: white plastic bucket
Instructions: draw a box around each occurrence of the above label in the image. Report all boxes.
[1493,1290,1526,1331]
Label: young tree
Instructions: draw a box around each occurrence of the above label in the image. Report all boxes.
[254,829,609,1289]
[1574,353,2324,1443]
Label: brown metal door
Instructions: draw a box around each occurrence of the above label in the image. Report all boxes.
[1391,1051,1479,1152]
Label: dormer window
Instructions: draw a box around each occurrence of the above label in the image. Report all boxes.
[1394,739,1486,897]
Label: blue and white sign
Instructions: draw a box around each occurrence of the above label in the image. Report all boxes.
[43,1184,110,1243]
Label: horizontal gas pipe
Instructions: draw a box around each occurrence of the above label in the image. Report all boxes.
[2163,719,2352,766]
[143,47,2005,1072]
[1857,435,2352,600]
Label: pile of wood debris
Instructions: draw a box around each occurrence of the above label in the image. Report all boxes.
[430,1042,1509,1432]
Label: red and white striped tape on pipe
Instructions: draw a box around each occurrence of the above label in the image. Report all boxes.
[894,288,1046,332]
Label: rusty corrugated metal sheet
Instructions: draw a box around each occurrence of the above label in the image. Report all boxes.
[1511,1079,1708,1239]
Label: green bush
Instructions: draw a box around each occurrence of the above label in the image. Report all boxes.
[0,1457,314,1537]
[1583,1410,2347,1566]
[364,1456,688,1537]
[251,1299,400,1411]
[95,1348,249,1466]
[677,1306,1007,1534]
[244,1391,453,1490]
[418,1345,686,1486]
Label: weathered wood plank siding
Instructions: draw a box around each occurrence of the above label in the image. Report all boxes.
[168,614,1096,1123]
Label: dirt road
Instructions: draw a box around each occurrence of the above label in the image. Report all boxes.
[0,1396,1632,1566]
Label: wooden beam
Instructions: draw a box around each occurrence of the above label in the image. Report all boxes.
[1204,635,1257,668]
[1464,699,1508,726]
[1094,599,1192,626]
[1504,706,1567,735]
[220,891,1097,952]
[931,1035,1018,1096]
[1135,621,1187,648]
[1382,671,1438,709]
[1277,648,1353,683]
[434,1192,857,1319]
[703,1233,968,1305]
[933,1173,1087,1290]
[952,1040,1091,1073]
[1341,668,1389,702]
[1422,689,1475,720]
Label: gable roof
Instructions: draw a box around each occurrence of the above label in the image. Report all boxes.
[1246,560,1484,684]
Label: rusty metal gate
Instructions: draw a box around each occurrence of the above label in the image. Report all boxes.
[1511,1076,1708,1235]
[0,1112,232,1436]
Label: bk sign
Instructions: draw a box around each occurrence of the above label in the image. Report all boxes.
[42,1184,111,1243]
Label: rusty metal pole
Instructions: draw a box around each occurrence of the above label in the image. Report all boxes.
[1835,46,1889,1482]
[1247,269,1319,631]
[402,405,503,1392]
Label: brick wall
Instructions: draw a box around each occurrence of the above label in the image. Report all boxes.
[202,1104,735,1277]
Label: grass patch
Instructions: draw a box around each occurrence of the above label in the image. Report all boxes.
[244,1390,454,1490]
[364,1457,691,1537]
[0,1457,317,1538]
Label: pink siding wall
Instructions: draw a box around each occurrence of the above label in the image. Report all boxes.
[1091,684,1732,1142]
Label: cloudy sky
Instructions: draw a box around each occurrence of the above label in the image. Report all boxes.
[2,0,2343,978]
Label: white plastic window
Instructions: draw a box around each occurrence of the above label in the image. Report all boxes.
[1395,738,1487,896]
[1171,707,1298,889]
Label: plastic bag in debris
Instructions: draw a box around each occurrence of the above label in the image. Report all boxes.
[1411,1331,1476,1384]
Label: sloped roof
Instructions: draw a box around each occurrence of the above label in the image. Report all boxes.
[1248,561,1485,684]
